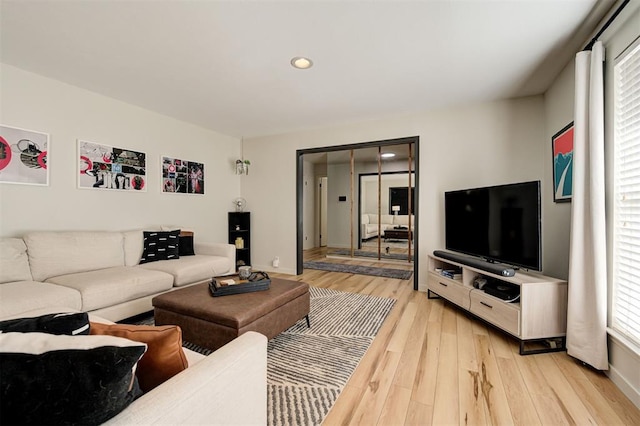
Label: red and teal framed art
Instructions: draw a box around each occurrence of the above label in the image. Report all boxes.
[552,122,574,203]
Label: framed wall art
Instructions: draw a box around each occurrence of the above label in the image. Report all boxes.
[78,140,147,191]
[162,156,204,194]
[0,125,49,186]
[552,122,574,202]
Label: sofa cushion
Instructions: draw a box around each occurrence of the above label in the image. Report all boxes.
[0,281,82,320]
[140,230,180,264]
[364,224,380,233]
[0,332,145,425]
[123,230,145,266]
[393,215,415,227]
[0,312,89,335]
[363,213,395,226]
[380,214,394,225]
[138,255,231,287]
[0,238,33,283]
[90,322,189,392]
[46,266,174,312]
[24,231,125,282]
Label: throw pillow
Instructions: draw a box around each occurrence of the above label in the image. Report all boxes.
[90,322,189,392]
[179,230,195,256]
[0,312,90,335]
[0,332,146,425]
[140,230,180,264]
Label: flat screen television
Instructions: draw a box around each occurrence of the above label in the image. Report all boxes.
[445,180,541,271]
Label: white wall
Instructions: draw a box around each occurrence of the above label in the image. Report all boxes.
[242,96,547,282]
[0,65,240,242]
[543,60,575,281]
[326,162,354,248]
[542,2,640,408]
[323,156,364,249]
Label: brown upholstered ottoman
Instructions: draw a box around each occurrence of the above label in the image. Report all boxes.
[152,278,310,350]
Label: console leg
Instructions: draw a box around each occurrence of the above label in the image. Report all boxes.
[427,290,441,300]
[519,336,566,355]
[305,315,311,328]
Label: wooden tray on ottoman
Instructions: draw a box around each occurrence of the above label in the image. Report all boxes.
[209,274,270,297]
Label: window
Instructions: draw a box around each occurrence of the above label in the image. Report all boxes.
[612,37,640,347]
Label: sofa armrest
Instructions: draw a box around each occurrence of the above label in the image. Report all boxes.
[105,331,267,425]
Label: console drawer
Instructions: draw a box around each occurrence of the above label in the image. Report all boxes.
[428,273,470,309]
[469,290,520,336]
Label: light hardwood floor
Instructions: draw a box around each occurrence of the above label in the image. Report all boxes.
[270,248,640,425]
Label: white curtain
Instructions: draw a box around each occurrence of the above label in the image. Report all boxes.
[567,41,608,370]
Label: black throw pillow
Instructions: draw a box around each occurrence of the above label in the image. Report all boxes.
[0,312,90,335]
[179,234,195,256]
[0,332,146,425]
[140,230,180,264]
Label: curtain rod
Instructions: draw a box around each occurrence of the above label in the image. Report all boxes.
[583,0,630,50]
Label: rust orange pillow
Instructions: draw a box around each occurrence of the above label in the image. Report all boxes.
[90,322,189,392]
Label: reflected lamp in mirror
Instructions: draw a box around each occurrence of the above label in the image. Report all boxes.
[392,205,401,216]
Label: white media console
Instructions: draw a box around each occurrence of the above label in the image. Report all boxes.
[428,253,568,354]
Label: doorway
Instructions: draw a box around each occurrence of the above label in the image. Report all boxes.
[296,136,419,290]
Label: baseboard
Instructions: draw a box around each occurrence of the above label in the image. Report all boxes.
[607,331,640,410]
[607,364,640,409]
[254,264,297,276]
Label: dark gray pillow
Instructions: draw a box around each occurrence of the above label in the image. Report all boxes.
[0,312,89,335]
[179,235,195,256]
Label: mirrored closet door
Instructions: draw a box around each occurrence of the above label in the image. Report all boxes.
[299,139,416,266]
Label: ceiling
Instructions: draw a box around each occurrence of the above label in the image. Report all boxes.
[1,0,613,139]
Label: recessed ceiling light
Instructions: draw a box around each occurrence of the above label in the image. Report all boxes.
[380,152,396,159]
[291,57,313,70]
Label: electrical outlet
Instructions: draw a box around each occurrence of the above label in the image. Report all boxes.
[273,256,280,268]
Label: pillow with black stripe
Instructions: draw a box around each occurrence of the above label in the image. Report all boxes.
[140,230,180,264]
[0,332,146,425]
[0,312,90,335]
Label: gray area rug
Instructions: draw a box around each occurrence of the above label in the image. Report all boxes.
[303,260,413,280]
[267,286,395,425]
[362,239,412,249]
[131,286,396,426]
[330,248,414,261]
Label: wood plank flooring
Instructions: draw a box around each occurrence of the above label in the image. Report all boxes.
[269,247,640,425]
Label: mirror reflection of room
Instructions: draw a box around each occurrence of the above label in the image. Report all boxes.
[302,142,414,264]
[359,170,414,260]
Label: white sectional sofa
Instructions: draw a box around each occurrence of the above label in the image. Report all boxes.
[1,306,267,425]
[0,230,235,321]
[361,213,414,240]
[0,231,268,425]
[106,327,267,425]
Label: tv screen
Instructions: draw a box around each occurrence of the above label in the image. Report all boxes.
[445,180,541,271]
